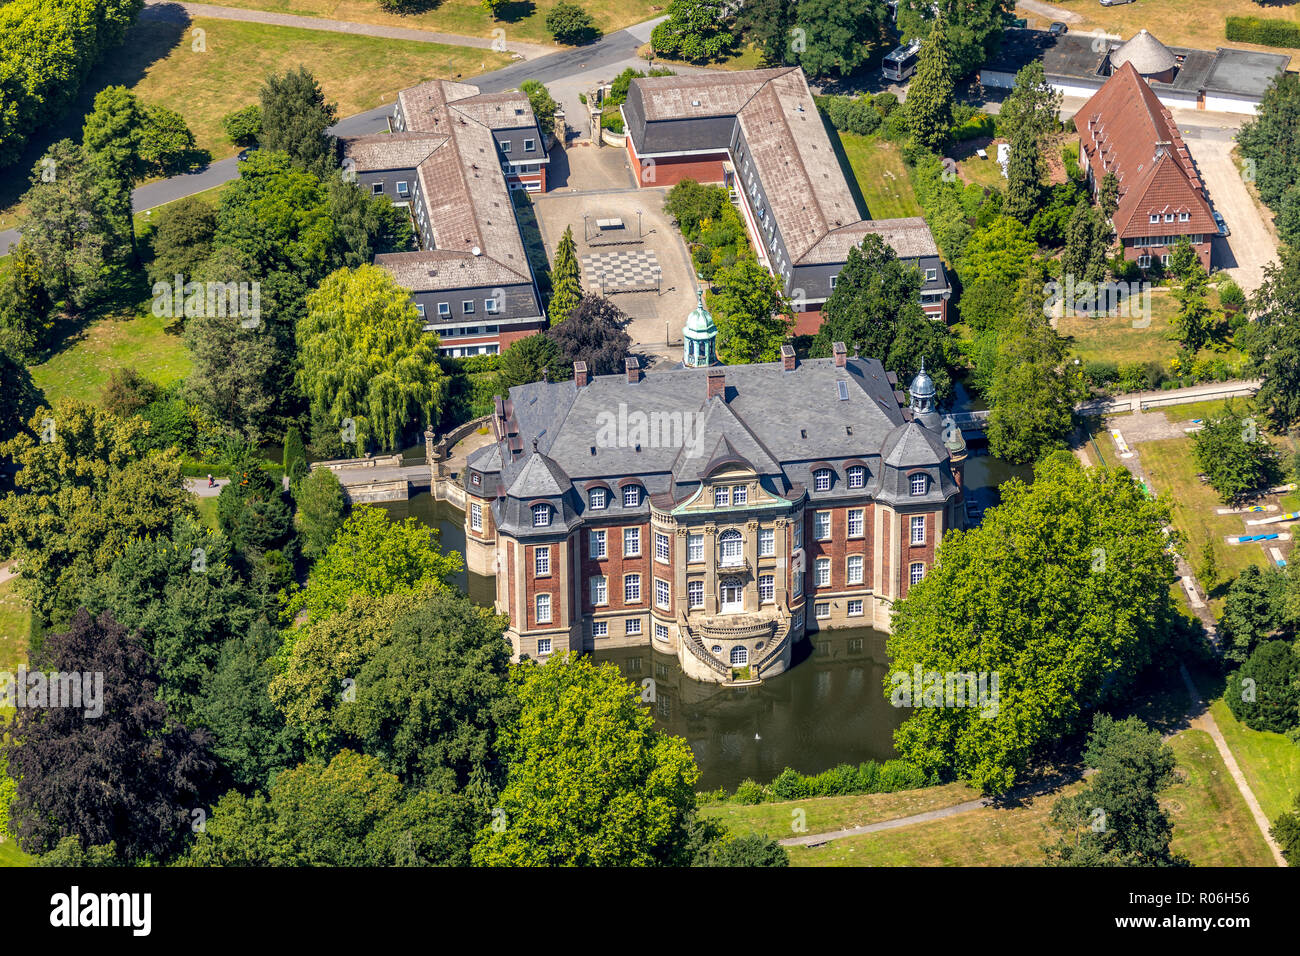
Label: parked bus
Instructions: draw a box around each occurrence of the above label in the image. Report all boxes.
[882,42,920,82]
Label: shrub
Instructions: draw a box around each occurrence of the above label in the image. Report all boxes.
[600,109,625,134]
[1218,277,1245,311]
[876,759,929,792]
[884,107,910,141]
[769,767,808,800]
[951,113,994,142]
[222,104,262,147]
[734,778,767,804]
[1225,641,1300,733]
[545,1,601,45]
[1225,16,1300,49]
[873,91,899,117]
[1082,360,1119,388]
[824,95,853,131]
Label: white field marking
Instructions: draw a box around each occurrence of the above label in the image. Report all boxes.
[1270,547,1286,567]
[1181,576,1204,608]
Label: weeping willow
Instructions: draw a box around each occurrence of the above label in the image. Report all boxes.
[297,264,444,453]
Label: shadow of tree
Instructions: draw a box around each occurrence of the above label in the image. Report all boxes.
[496,1,537,25]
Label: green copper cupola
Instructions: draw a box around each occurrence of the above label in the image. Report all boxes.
[683,287,717,368]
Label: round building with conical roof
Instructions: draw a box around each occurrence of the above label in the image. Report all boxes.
[1110,29,1178,83]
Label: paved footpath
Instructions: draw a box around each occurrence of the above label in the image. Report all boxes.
[142,0,556,58]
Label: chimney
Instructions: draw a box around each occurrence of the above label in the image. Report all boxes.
[625,356,642,383]
[574,360,589,388]
[832,341,847,367]
[781,344,796,372]
[706,368,726,400]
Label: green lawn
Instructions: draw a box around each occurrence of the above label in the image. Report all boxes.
[1138,435,1270,609]
[209,0,660,45]
[0,575,29,675]
[699,782,980,841]
[1165,729,1277,866]
[195,496,220,531]
[1209,699,1300,823]
[1058,290,1182,367]
[30,310,192,409]
[837,132,924,221]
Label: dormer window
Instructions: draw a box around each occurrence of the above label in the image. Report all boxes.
[1149,214,1160,224]
[1164,213,1174,223]
[814,468,832,492]
[623,484,642,508]
[1179,212,1189,222]
[532,503,552,527]
[847,465,865,489]
[589,488,607,510]
[910,474,928,496]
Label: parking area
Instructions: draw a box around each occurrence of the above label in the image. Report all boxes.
[532,145,698,366]
[1185,133,1281,295]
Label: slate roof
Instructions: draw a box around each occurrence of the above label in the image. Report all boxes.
[468,356,957,528]
[342,133,443,171]
[1078,63,1217,240]
[624,67,943,271]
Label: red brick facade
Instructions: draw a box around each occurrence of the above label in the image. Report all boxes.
[625,138,727,187]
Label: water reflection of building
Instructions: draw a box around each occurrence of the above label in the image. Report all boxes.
[593,626,903,790]
[462,299,965,684]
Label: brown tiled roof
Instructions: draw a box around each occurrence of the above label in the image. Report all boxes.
[341,132,444,171]
[353,79,537,291]
[1078,62,1216,239]
[633,67,940,268]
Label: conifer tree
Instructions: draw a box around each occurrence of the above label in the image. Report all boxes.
[549,225,583,325]
[905,12,954,153]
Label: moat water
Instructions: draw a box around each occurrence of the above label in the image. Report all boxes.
[380,449,1031,791]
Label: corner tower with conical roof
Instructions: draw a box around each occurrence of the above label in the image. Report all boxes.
[682,287,717,368]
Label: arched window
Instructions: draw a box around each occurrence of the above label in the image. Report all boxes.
[532,503,551,527]
[847,465,866,489]
[813,468,832,491]
[909,473,928,496]
[730,645,749,666]
[719,529,744,566]
[623,484,642,508]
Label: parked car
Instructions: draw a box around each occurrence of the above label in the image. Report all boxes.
[1213,211,1229,237]
[1049,21,1068,37]
[1099,0,1136,6]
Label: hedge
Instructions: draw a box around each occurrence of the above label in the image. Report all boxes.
[1225,16,1300,49]
[699,759,937,805]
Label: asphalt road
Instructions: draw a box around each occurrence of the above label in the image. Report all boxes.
[0,17,663,254]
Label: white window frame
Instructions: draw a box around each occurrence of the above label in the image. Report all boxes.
[847,554,864,586]
[910,515,925,545]
[814,601,830,619]
[535,593,551,624]
[590,528,606,558]
[591,576,608,606]
[687,533,704,563]
[848,599,864,617]
[592,620,608,637]
[623,527,640,557]
[438,302,451,317]
[589,488,608,510]
[463,300,474,314]
[847,508,863,538]
[655,532,670,563]
[535,546,550,576]
[623,485,641,508]
[714,486,730,507]
[537,637,552,655]
[655,578,670,609]
[654,622,668,641]
[625,618,642,636]
[910,562,925,585]
[759,574,775,604]
[758,528,775,557]
[396,181,410,197]
[524,138,536,152]
[814,557,831,588]
[733,485,748,505]
[687,580,705,608]
[814,469,832,492]
[532,504,551,527]
[847,466,865,489]
[909,474,927,496]
[815,511,831,540]
[470,501,483,532]
[719,529,744,567]
[624,574,641,604]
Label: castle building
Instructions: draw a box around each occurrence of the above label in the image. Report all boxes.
[462,297,965,683]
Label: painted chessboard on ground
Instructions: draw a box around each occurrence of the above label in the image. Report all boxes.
[580,249,662,293]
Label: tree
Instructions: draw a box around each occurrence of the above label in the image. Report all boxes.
[1220,564,1289,664]
[792,0,885,79]
[481,0,504,18]
[0,347,40,452]
[1099,172,1120,220]
[549,294,632,375]
[294,466,348,562]
[1060,202,1109,284]
[812,235,955,401]
[282,425,308,485]
[997,59,1061,148]
[147,196,217,286]
[297,265,445,453]
[986,278,1078,464]
[0,243,56,357]
[1003,123,1046,224]
[664,179,725,241]
[1172,260,1214,352]
[650,0,733,63]
[284,506,462,623]
[1238,72,1300,212]
[1167,235,1197,280]
[694,831,790,866]
[500,332,566,388]
[0,401,192,628]
[217,454,294,559]
[545,2,601,45]
[471,654,700,866]
[222,104,262,147]
[1242,249,1300,430]
[140,105,197,176]
[1045,715,1186,867]
[18,139,128,307]
[707,255,793,364]
[520,80,559,138]
[958,215,1036,289]
[904,11,955,152]
[548,225,583,325]
[1196,538,1219,594]
[183,303,281,441]
[1270,794,1300,867]
[258,67,338,173]
[1225,641,1300,734]
[897,0,1012,79]
[738,0,799,67]
[2,609,218,862]
[1191,402,1277,505]
[81,85,149,262]
[886,457,1177,794]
